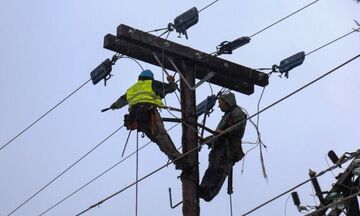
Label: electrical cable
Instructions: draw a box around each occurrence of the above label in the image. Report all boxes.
[7,126,123,216]
[241,152,360,216]
[120,56,145,71]
[39,123,180,215]
[305,27,360,57]
[250,0,321,38]
[135,132,139,216]
[325,153,337,178]
[284,194,292,216]
[0,79,91,152]
[75,54,360,216]
[198,0,220,13]
[229,193,233,216]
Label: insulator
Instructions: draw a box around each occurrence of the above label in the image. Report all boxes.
[173,7,199,39]
[278,51,305,77]
[328,150,340,164]
[90,59,112,85]
[291,191,301,206]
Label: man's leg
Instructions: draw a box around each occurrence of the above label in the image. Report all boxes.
[199,145,228,201]
[150,109,182,160]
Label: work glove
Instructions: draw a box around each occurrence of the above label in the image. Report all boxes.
[110,102,118,110]
[166,75,175,83]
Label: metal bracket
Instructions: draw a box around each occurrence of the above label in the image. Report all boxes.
[168,187,183,209]
[168,57,215,91]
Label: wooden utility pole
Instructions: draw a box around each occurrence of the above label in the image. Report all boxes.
[179,61,199,215]
[103,24,268,216]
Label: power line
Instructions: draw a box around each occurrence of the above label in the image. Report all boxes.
[241,152,359,216]
[8,126,123,216]
[76,54,360,216]
[198,0,219,13]
[39,123,180,215]
[306,27,360,57]
[0,79,91,152]
[250,0,321,38]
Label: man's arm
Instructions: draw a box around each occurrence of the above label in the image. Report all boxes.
[226,108,247,135]
[152,75,177,98]
[110,94,128,109]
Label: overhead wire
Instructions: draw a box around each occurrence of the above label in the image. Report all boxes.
[249,0,321,38]
[198,0,220,13]
[39,123,180,215]
[0,79,91,152]
[75,54,360,215]
[305,27,360,57]
[135,132,139,216]
[7,126,124,216]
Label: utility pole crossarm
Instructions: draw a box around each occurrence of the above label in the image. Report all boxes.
[104,24,269,95]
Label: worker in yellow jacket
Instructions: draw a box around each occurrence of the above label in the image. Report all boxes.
[110,69,189,170]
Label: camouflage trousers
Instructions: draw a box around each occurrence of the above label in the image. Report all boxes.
[199,140,236,202]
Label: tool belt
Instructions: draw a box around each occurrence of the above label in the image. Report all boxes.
[124,103,155,131]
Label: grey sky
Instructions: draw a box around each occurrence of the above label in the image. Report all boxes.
[1,0,359,215]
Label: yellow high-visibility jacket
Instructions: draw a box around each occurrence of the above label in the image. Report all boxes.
[126,80,164,108]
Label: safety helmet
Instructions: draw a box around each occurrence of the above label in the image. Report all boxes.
[139,69,154,79]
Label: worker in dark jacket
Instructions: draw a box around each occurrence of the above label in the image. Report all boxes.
[199,92,247,201]
[110,69,189,170]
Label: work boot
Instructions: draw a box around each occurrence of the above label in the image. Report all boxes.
[198,185,212,202]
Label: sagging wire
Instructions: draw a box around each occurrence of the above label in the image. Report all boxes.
[75,55,360,216]
[284,194,292,216]
[228,81,269,179]
[39,123,180,216]
[8,126,124,216]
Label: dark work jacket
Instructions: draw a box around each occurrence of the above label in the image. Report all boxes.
[215,105,247,163]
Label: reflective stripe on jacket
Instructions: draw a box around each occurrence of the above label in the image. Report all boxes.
[126,80,164,108]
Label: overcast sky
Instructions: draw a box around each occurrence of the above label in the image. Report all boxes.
[1,0,360,216]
